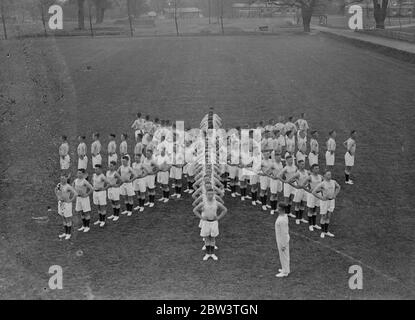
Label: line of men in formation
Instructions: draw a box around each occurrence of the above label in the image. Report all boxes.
[192,112,227,261]
[55,111,352,242]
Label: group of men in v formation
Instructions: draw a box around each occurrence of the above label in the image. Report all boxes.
[55,110,355,258]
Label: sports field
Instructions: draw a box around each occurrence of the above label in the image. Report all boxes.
[0,32,414,299]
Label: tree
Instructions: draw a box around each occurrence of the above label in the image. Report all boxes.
[77,0,85,29]
[0,0,9,39]
[92,0,112,23]
[148,0,168,14]
[373,0,389,29]
[267,0,323,32]
[127,0,149,17]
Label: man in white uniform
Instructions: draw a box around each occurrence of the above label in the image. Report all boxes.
[275,203,290,278]
[325,130,336,170]
[59,135,70,172]
[91,133,102,168]
[312,171,341,238]
[54,174,77,240]
[77,135,88,170]
[343,130,357,185]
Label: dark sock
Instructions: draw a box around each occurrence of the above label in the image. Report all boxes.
[165,190,169,198]
[271,200,277,210]
[175,186,179,194]
[67,226,71,234]
[308,216,312,225]
[345,173,349,181]
[127,203,133,212]
[113,207,117,215]
[326,224,329,233]
[178,187,181,195]
[287,204,292,214]
[149,195,155,203]
[188,181,192,190]
[64,226,68,234]
[295,210,300,219]
[252,191,257,201]
[86,219,90,227]
[299,210,303,219]
[82,219,86,227]
[285,205,290,214]
[312,215,317,226]
[223,179,227,188]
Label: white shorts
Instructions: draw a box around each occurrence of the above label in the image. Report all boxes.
[145,175,156,189]
[58,201,72,218]
[308,153,318,166]
[238,168,248,181]
[75,196,91,212]
[259,176,270,190]
[307,193,320,208]
[93,190,107,206]
[157,171,169,185]
[107,187,120,201]
[325,151,335,166]
[345,152,355,167]
[198,219,203,229]
[134,178,146,193]
[270,179,283,194]
[249,174,259,185]
[92,154,102,167]
[320,199,335,215]
[78,156,88,170]
[228,165,238,179]
[108,154,118,165]
[120,182,135,197]
[293,188,307,203]
[60,155,70,170]
[200,220,219,238]
[283,183,296,198]
[170,167,183,180]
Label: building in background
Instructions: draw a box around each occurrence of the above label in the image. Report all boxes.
[232,1,296,18]
[163,6,202,19]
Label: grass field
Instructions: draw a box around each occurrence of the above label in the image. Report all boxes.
[0,31,414,299]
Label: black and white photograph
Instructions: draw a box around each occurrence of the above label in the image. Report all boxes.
[0,0,414,303]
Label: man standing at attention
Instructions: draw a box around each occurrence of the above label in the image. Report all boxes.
[343,130,357,185]
[275,203,290,278]
[59,135,70,173]
[309,130,319,167]
[77,135,88,170]
[312,171,341,238]
[91,132,102,169]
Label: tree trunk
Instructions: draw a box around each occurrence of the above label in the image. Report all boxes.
[78,0,85,30]
[88,2,94,37]
[373,0,389,29]
[0,1,7,40]
[301,6,312,32]
[174,0,179,36]
[127,0,137,17]
[40,1,48,37]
